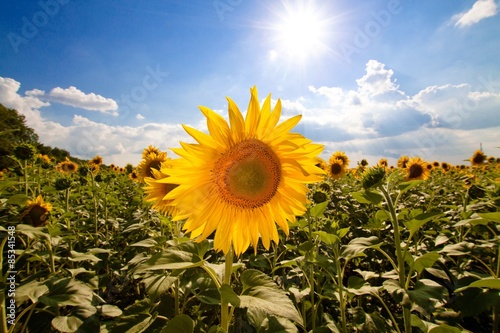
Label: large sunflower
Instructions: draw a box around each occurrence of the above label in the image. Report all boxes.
[327,158,346,179]
[136,151,167,183]
[144,160,179,216]
[331,151,350,168]
[404,157,430,181]
[20,195,52,227]
[56,158,79,174]
[142,145,163,159]
[161,87,324,255]
[378,158,388,168]
[397,155,409,169]
[470,149,486,166]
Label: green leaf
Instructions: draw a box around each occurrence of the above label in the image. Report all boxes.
[410,315,462,333]
[135,241,208,273]
[15,224,50,240]
[38,278,94,308]
[6,193,30,205]
[340,236,380,260]
[408,279,444,314]
[428,326,464,333]
[66,268,95,278]
[477,212,500,223]
[439,242,474,256]
[110,313,156,333]
[309,201,329,218]
[351,307,388,332]
[51,315,83,333]
[313,231,340,245]
[207,326,226,333]
[347,276,381,296]
[398,180,423,193]
[298,241,314,253]
[258,316,299,333]
[99,304,123,318]
[0,181,22,192]
[382,279,407,305]
[238,269,303,324]
[455,277,500,292]
[69,250,101,263]
[15,279,49,305]
[404,211,442,240]
[375,209,390,222]
[161,314,194,333]
[219,284,241,306]
[142,274,177,302]
[351,191,383,205]
[413,252,440,275]
[130,238,158,247]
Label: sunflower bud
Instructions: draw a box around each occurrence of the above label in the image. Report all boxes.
[54,178,72,191]
[362,167,386,189]
[13,143,37,161]
[312,190,328,204]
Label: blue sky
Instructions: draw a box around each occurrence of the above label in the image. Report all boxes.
[1,0,499,167]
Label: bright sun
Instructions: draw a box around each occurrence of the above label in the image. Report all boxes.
[272,2,331,62]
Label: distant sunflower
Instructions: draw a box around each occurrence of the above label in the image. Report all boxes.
[432,161,440,168]
[311,190,328,204]
[319,182,331,192]
[331,151,350,168]
[136,152,167,183]
[328,158,346,179]
[359,159,369,167]
[315,158,327,173]
[441,162,451,172]
[404,157,430,181]
[20,195,52,227]
[470,150,486,166]
[90,155,103,166]
[37,154,52,167]
[378,159,388,168]
[142,145,162,158]
[88,162,100,174]
[488,156,495,164]
[56,159,79,174]
[144,160,179,216]
[160,87,324,255]
[397,156,409,169]
[129,170,139,181]
[352,165,366,179]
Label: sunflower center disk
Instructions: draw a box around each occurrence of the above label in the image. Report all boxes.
[409,164,423,178]
[213,139,281,209]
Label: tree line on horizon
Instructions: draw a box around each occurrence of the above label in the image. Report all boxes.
[0,103,87,171]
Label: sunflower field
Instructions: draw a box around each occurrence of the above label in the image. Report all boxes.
[1,90,500,333]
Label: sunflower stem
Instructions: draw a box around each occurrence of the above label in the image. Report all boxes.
[380,185,411,333]
[174,278,180,317]
[333,244,347,333]
[0,237,10,333]
[221,247,233,332]
[23,160,28,196]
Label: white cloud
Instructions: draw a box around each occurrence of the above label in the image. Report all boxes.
[48,86,119,114]
[2,63,500,168]
[0,76,190,166]
[136,113,145,120]
[453,0,498,28]
[356,60,400,96]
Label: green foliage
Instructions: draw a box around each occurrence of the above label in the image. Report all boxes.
[1,144,499,332]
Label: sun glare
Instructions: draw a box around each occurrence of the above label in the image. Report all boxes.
[272,2,332,62]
